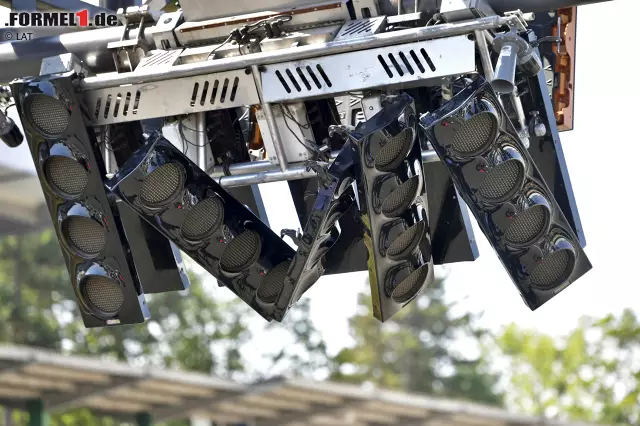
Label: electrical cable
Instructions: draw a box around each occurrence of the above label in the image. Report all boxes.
[279,104,322,158]
[178,117,210,148]
[207,34,235,60]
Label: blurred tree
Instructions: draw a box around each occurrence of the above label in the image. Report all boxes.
[262,297,330,379]
[497,309,640,425]
[64,271,251,378]
[331,277,503,406]
[0,230,250,425]
[0,230,70,349]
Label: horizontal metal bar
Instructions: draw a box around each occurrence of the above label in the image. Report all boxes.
[214,150,439,188]
[80,16,511,91]
[0,26,152,83]
[486,0,612,13]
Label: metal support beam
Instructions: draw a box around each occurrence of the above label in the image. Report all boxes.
[45,376,140,412]
[80,16,512,90]
[13,0,36,10]
[27,400,47,426]
[152,391,238,422]
[136,412,152,426]
[4,407,12,426]
[101,0,138,10]
[39,0,114,14]
[208,151,439,188]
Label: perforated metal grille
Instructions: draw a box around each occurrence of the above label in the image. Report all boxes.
[64,217,107,257]
[478,160,523,202]
[381,175,419,218]
[387,220,425,260]
[83,276,124,315]
[392,263,430,303]
[27,95,69,136]
[505,205,548,245]
[44,156,88,197]
[219,230,262,273]
[452,113,496,155]
[530,250,573,290]
[375,129,413,172]
[257,260,290,304]
[181,198,224,240]
[140,164,183,207]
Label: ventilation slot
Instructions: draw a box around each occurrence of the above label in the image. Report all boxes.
[378,49,437,77]
[93,90,140,121]
[122,92,131,116]
[190,82,199,107]
[103,94,112,119]
[94,98,102,120]
[210,80,219,104]
[230,77,239,101]
[409,50,426,73]
[342,20,376,36]
[316,65,332,87]
[399,52,414,75]
[189,78,237,105]
[143,50,175,67]
[220,78,229,103]
[200,81,209,106]
[275,70,291,93]
[132,91,141,115]
[388,53,404,77]
[113,94,122,117]
[286,69,302,92]
[296,68,312,90]
[378,55,393,78]
[420,48,437,72]
[306,66,322,89]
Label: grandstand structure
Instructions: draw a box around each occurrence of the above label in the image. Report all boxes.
[0,345,605,426]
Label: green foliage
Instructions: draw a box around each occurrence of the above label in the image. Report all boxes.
[262,297,330,379]
[496,310,640,425]
[331,277,503,406]
[0,231,69,349]
[0,230,263,424]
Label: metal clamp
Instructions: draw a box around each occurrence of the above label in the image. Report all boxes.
[107,6,156,73]
[503,10,531,32]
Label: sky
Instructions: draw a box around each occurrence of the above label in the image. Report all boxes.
[1,0,638,366]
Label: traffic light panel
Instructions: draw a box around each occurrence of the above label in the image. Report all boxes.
[12,74,150,327]
[420,77,591,310]
[349,93,435,322]
[106,134,297,320]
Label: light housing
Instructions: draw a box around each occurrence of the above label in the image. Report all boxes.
[106,134,296,321]
[12,74,150,327]
[270,141,358,321]
[348,93,435,322]
[420,77,591,310]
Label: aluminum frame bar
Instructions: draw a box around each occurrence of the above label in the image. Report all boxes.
[80,16,512,90]
[211,150,438,188]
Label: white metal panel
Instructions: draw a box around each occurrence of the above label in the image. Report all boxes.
[83,69,259,125]
[261,36,476,102]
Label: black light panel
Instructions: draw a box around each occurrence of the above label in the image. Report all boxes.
[106,121,191,294]
[270,141,358,321]
[348,93,435,322]
[106,134,296,321]
[419,77,591,310]
[12,74,149,327]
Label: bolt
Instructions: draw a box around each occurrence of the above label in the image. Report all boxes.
[164,17,172,24]
[533,123,547,137]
